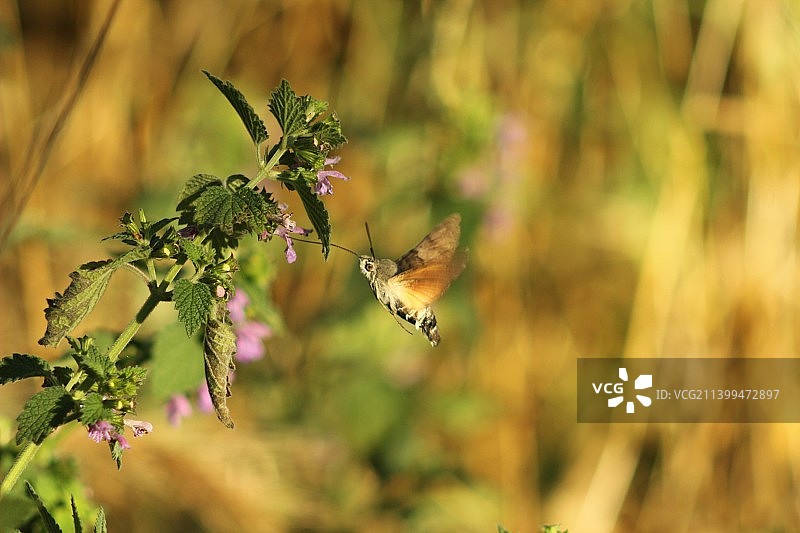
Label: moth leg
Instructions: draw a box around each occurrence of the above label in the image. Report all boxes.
[390,312,414,336]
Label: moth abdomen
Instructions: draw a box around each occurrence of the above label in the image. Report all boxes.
[396,306,440,347]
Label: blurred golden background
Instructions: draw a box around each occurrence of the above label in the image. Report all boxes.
[2,0,800,531]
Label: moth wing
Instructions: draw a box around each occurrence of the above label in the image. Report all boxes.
[386,250,467,310]
[396,213,461,272]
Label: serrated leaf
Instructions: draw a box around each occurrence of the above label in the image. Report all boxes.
[269,79,306,138]
[178,174,223,206]
[71,495,83,533]
[203,70,268,146]
[203,300,236,428]
[225,174,249,191]
[194,185,234,228]
[79,345,112,380]
[24,482,62,533]
[311,114,347,149]
[113,366,148,398]
[300,94,328,122]
[194,185,273,235]
[150,323,205,402]
[94,507,107,533]
[0,353,53,385]
[179,239,212,266]
[110,439,124,469]
[16,386,73,444]
[79,392,108,425]
[173,280,213,336]
[293,180,331,259]
[144,217,176,237]
[49,366,73,387]
[231,186,271,233]
[39,246,152,347]
[100,231,134,242]
[292,136,327,168]
[94,506,107,533]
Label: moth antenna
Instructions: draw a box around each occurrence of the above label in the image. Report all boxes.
[365,221,376,259]
[291,237,359,257]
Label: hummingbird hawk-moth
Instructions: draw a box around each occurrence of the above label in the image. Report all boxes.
[358,213,467,346]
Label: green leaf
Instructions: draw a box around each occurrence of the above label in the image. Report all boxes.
[194,185,234,228]
[173,280,213,336]
[79,392,109,425]
[179,239,212,266]
[94,507,107,533]
[269,79,306,138]
[203,300,237,428]
[143,217,176,238]
[71,495,83,533]
[293,179,331,259]
[300,94,328,122]
[194,184,273,235]
[49,366,74,387]
[110,439,124,469]
[113,366,148,398]
[311,113,347,149]
[24,481,63,533]
[203,70,268,146]
[231,186,271,233]
[150,323,205,402]
[78,345,112,380]
[39,246,152,347]
[16,386,73,444]
[101,231,137,244]
[292,136,327,168]
[178,173,223,207]
[0,353,53,385]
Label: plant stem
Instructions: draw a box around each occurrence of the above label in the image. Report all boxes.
[0,260,186,501]
[106,261,184,363]
[251,139,287,187]
[105,291,160,364]
[0,441,39,502]
[146,258,157,281]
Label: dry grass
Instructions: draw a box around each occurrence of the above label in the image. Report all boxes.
[2,0,800,531]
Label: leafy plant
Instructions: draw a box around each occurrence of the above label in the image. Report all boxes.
[0,73,347,527]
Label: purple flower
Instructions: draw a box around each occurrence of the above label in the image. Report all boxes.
[275,226,299,263]
[165,394,192,427]
[88,421,113,443]
[224,286,273,363]
[235,321,272,362]
[227,289,250,324]
[197,382,213,413]
[177,225,199,239]
[262,204,311,263]
[315,156,349,195]
[124,418,153,438]
[87,420,134,450]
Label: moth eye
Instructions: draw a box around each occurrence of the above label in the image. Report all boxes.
[365,262,373,271]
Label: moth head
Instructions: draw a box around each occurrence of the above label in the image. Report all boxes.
[359,256,398,280]
[358,255,376,278]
